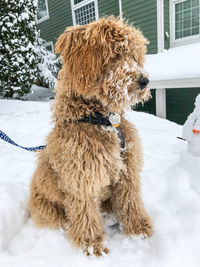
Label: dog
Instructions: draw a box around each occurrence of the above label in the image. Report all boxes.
[29,17,152,256]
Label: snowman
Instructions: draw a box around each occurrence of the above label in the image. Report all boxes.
[182,94,200,156]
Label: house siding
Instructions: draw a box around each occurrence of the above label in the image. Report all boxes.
[166,88,200,125]
[37,0,73,44]
[98,0,119,17]
[122,0,158,54]
[135,89,156,115]
[37,0,158,54]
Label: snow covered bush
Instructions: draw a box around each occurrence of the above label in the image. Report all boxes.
[35,38,60,90]
[0,0,38,98]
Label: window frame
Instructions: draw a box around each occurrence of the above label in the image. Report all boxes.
[170,0,200,47]
[70,0,99,26]
[36,0,49,24]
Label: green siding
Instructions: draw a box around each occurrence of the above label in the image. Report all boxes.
[166,88,200,125]
[164,0,170,49]
[37,0,73,44]
[98,0,119,17]
[37,0,158,53]
[122,0,157,54]
[135,89,156,115]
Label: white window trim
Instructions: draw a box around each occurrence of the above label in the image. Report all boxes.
[36,0,49,24]
[170,0,200,47]
[70,0,99,26]
[44,41,54,52]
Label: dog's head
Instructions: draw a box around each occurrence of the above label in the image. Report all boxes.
[55,17,151,113]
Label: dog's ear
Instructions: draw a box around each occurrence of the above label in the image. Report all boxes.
[55,25,102,95]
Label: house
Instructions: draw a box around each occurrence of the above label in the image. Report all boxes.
[36,0,200,125]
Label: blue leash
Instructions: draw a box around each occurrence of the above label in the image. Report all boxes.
[0,130,46,152]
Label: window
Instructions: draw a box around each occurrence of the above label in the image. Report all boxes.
[37,0,49,23]
[171,0,200,46]
[44,41,54,52]
[70,0,99,26]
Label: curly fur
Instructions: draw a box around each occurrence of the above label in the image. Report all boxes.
[29,17,152,256]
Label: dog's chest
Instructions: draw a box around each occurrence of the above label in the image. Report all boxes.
[101,125,126,152]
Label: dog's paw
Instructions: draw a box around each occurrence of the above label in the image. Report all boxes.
[138,217,152,237]
[125,216,152,237]
[85,244,109,257]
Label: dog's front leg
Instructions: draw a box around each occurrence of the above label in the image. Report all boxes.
[111,171,152,237]
[111,119,152,237]
[64,194,109,256]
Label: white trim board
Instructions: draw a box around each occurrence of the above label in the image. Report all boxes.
[149,77,200,89]
[156,89,166,118]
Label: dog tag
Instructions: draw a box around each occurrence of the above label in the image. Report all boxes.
[109,113,121,127]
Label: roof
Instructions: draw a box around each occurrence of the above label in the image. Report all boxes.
[145,42,200,88]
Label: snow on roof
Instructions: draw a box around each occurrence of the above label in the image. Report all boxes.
[145,42,200,81]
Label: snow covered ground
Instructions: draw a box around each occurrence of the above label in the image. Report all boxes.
[0,99,200,267]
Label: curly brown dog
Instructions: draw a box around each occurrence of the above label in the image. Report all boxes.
[29,17,152,256]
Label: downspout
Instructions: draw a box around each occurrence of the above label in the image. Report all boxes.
[119,0,122,19]
[156,0,166,118]
[157,0,164,52]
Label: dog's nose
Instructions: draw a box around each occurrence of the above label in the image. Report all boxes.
[138,76,149,90]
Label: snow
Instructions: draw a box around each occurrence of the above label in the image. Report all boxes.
[183,93,200,156]
[145,42,200,81]
[1,100,200,266]
[182,93,200,195]
[25,84,55,101]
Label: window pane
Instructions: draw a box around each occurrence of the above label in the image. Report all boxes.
[183,28,191,37]
[176,21,183,31]
[175,31,183,39]
[192,16,199,26]
[175,2,182,12]
[192,26,199,34]
[183,18,191,28]
[183,10,191,19]
[45,44,53,52]
[183,0,192,9]
[192,0,199,7]
[175,0,200,39]
[74,0,84,4]
[176,11,183,21]
[37,0,47,21]
[192,7,199,16]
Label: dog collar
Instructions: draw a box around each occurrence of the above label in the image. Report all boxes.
[79,112,125,149]
[79,112,111,126]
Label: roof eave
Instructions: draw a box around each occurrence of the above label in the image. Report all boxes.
[149,77,200,89]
